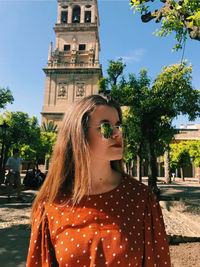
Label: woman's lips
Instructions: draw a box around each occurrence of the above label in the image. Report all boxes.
[111,143,122,148]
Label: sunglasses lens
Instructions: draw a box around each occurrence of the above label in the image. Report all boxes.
[100,123,113,139]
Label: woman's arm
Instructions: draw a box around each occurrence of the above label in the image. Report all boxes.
[143,191,171,267]
[26,205,58,267]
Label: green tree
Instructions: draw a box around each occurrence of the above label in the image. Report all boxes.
[187,140,200,182]
[0,87,14,109]
[20,131,57,170]
[170,142,191,180]
[99,60,200,194]
[0,111,40,181]
[129,0,200,50]
[39,132,57,171]
[0,111,58,183]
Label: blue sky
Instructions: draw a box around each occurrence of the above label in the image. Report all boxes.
[0,0,200,128]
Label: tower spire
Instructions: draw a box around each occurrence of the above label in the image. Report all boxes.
[48,42,53,63]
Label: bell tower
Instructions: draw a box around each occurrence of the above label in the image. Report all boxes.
[41,0,102,125]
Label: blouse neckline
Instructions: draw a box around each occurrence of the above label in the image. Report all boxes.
[84,176,127,198]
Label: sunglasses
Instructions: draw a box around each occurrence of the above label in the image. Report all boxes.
[89,122,128,139]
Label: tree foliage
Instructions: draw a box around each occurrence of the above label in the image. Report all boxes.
[0,111,57,163]
[0,87,14,110]
[170,142,191,167]
[129,0,200,50]
[170,140,200,180]
[99,59,200,190]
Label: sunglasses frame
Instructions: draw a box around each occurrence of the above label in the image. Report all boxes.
[90,122,128,139]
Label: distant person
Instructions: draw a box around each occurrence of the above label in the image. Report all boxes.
[5,148,23,202]
[27,95,171,266]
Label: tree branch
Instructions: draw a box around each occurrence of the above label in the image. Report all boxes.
[140,0,200,41]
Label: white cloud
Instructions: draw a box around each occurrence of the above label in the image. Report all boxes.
[117,49,146,63]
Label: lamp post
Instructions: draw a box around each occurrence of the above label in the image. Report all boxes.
[0,122,9,185]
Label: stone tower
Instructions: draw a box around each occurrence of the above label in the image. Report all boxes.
[41,0,102,125]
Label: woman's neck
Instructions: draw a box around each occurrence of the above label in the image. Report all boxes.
[89,160,122,195]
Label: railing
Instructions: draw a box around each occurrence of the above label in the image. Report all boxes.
[57,51,91,56]
[55,22,97,28]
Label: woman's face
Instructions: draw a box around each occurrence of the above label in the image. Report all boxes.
[87,105,124,162]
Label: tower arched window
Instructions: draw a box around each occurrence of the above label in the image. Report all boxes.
[61,11,68,23]
[85,11,91,23]
[72,6,80,23]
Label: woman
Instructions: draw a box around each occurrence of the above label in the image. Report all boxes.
[27,95,171,267]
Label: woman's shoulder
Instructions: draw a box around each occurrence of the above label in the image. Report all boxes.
[123,176,151,195]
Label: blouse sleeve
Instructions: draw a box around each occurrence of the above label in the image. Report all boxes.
[26,205,58,267]
[143,191,171,267]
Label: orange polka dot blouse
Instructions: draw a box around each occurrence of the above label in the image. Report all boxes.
[26,177,171,267]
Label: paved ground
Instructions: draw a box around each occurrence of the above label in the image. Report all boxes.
[0,177,200,267]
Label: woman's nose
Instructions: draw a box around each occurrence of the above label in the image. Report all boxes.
[111,127,122,138]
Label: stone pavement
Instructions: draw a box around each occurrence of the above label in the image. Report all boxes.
[0,178,200,266]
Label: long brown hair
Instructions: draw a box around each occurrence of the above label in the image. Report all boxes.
[31,95,126,221]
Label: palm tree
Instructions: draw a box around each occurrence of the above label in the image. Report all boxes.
[41,121,58,133]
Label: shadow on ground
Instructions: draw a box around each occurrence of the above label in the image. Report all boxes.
[0,224,31,267]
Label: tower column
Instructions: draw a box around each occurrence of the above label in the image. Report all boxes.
[68,6,72,23]
[80,5,85,23]
[95,41,99,64]
[91,5,95,23]
[57,4,61,24]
